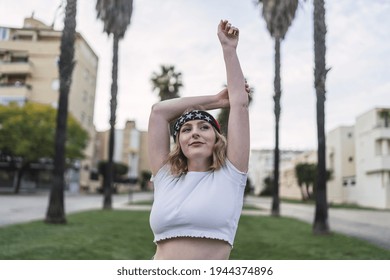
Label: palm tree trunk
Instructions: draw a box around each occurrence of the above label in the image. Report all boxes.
[103,34,119,209]
[313,0,330,234]
[271,37,281,217]
[46,0,77,224]
[14,162,29,194]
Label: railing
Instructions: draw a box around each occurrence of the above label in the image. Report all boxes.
[0,61,32,75]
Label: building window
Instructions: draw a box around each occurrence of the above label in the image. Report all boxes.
[348,156,353,162]
[7,74,27,85]
[347,132,353,138]
[343,180,348,187]
[375,140,382,156]
[0,27,10,40]
[387,140,390,156]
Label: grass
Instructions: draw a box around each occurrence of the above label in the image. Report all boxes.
[0,210,389,260]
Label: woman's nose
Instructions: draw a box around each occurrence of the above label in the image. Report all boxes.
[191,129,200,138]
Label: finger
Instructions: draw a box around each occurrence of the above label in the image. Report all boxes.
[225,22,231,32]
[227,26,239,36]
[219,19,227,31]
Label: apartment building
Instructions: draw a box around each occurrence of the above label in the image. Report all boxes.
[0,16,98,191]
[248,149,305,195]
[277,107,390,209]
[326,126,356,204]
[95,120,150,190]
[354,108,390,208]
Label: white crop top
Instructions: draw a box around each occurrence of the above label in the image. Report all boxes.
[149,159,247,247]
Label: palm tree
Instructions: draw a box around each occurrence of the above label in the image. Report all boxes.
[96,0,133,209]
[379,109,390,127]
[257,0,298,216]
[151,65,183,138]
[313,0,330,235]
[45,0,77,224]
[217,82,254,136]
[151,65,183,101]
[295,163,310,200]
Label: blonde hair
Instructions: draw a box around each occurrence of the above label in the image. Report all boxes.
[167,128,227,176]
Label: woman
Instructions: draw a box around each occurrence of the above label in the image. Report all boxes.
[148,20,250,260]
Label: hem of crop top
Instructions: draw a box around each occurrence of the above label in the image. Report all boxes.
[154,230,233,247]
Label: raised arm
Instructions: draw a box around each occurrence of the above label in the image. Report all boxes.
[218,20,250,172]
[148,90,229,175]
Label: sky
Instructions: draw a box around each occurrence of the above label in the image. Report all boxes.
[0,0,389,151]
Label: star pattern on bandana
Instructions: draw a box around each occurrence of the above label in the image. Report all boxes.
[173,110,221,138]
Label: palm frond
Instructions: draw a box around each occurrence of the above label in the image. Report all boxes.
[96,0,133,38]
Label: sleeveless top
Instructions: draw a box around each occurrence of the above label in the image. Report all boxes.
[149,159,247,247]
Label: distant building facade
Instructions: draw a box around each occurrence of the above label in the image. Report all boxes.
[248,149,305,195]
[0,17,98,191]
[353,108,390,208]
[276,107,390,209]
[279,150,317,200]
[326,126,356,204]
[95,120,150,189]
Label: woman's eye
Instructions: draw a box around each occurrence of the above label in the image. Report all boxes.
[201,125,210,130]
[181,127,190,133]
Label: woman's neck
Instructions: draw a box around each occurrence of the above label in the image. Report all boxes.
[187,158,212,172]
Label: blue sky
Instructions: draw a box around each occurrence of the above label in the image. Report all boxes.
[0,0,389,150]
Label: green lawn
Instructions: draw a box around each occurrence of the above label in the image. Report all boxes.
[0,210,389,260]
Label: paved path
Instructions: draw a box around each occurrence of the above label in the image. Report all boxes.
[0,191,153,227]
[244,196,390,250]
[1,192,389,251]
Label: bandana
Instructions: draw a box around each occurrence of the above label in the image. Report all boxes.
[173,110,221,138]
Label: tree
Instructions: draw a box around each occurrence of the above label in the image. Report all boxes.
[217,82,254,136]
[151,65,183,101]
[151,64,183,137]
[379,109,390,128]
[257,0,299,216]
[97,160,128,193]
[46,0,77,224]
[0,103,88,194]
[96,0,133,209]
[295,163,316,200]
[260,176,273,196]
[313,0,330,235]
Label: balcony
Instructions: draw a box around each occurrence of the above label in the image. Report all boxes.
[0,83,31,100]
[0,62,32,75]
[372,127,390,140]
[365,156,390,174]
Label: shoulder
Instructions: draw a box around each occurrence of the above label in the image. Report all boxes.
[151,164,173,184]
[216,159,247,186]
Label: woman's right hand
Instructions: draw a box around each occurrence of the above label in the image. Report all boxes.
[216,87,230,108]
[217,81,251,108]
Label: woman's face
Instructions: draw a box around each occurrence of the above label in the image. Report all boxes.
[178,120,217,161]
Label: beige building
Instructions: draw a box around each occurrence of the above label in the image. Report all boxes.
[277,107,390,209]
[279,150,317,200]
[96,120,150,191]
[0,17,98,190]
[326,126,356,204]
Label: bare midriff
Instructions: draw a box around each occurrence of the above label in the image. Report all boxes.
[153,237,232,260]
